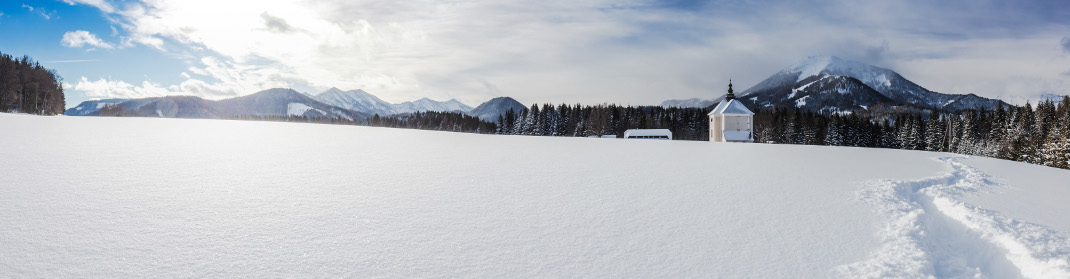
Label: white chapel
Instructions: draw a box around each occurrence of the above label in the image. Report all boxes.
[709,80,754,142]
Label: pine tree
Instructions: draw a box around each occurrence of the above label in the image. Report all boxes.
[924,111,945,151]
[825,115,843,146]
[1039,128,1070,169]
[496,115,505,134]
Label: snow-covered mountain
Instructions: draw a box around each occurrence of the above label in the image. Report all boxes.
[64,99,128,116]
[108,96,220,118]
[743,74,894,112]
[659,97,720,109]
[217,88,364,120]
[466,96,526,121]
[742,56,1006,112]
[994,93,1069,106]
[663,56,1008,112]
[313,88,473,116]
[66,96,220,118]
[64,88,365,120]
[393,98,472,114]
[312,88,398,116]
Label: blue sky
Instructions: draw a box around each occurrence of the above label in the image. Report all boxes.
[1,0,1069,108]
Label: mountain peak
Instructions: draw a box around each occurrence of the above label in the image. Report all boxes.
[787,56,868,80]
[736,56,1007,112]
[467,96,525,121]
[255,88,302,97]
[320,87,374,96]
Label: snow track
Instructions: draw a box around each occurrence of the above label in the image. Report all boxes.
[839,157,1070,279]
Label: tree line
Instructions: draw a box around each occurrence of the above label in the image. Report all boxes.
[369,111,497,133]
[493,103,710,140]
[491,99,1070,170]
[226,110,497,134]
[751,98,1070,169]
[0,52,65,115]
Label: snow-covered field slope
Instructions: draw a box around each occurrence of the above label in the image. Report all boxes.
[1,113,1069,278]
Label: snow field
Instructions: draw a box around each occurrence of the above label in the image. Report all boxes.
[840,157,1070,278]
[1,113,1069,278]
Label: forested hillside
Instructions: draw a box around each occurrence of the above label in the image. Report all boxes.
[0,52,65,115]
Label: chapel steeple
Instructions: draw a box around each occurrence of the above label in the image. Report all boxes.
[725,79,735,101]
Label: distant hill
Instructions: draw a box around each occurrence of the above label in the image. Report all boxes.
[659,98,719,109]
[312,87,472,116]
[66,88,531,123]
[65,99,128,116]
[312,88,398,116]
[393,98,472,114]
[66,88,366,120]
[466,97,526,122]
[216,88,364,119]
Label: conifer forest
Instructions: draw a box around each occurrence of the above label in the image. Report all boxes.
[492,100,1070,170]
[0,52,65,115]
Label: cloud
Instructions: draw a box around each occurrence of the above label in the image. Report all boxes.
[22,4,54,20]
[62,30,115,49]
[119,34,164,50]
[260,12,299,33]
[1062,36,1070,53]
[61,0,115,13]
[68,0,1070,105]
[73,77,169,98]
[72,76,244,99]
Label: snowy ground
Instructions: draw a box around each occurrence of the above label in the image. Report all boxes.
[1,113,1069,278]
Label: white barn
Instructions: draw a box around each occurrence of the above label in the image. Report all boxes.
[709,81,754,142]
[623,129,672,140]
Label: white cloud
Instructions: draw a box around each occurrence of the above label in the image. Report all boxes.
[61,0,115,13]
[119,34,164,50]
[61,30,115,49]
[69,0,1070,105]
[73,77,170,98]
[22,4,53,20]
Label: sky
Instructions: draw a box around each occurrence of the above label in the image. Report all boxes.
[1,0,1068,108]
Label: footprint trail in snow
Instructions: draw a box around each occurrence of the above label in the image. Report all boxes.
[839,156,1070,279]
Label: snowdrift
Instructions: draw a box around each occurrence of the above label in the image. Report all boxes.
[1,113,1068,278]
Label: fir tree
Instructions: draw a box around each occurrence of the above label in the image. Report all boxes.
[924,111,945,151]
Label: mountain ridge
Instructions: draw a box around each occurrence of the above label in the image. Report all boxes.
[66,88,519,123]
[312,88,473,116]
[65,88,366,120]
[662,56,1008,112]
